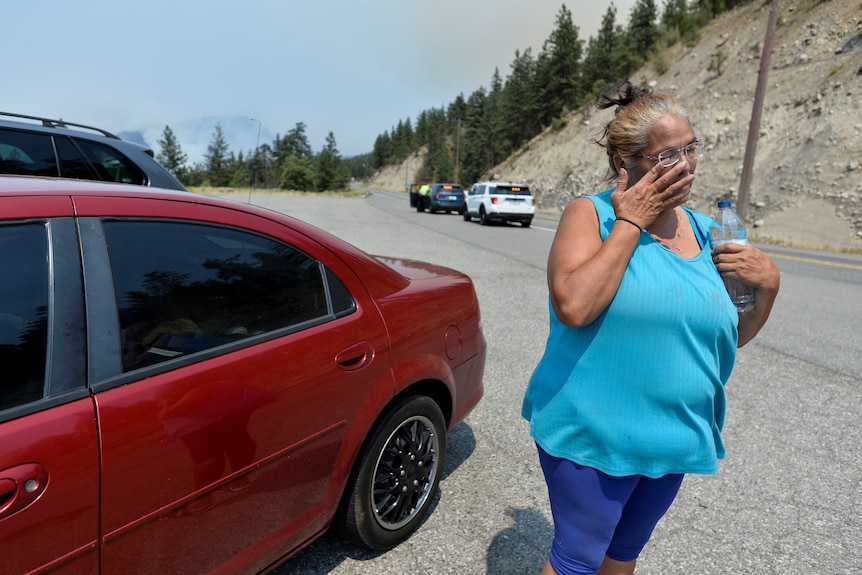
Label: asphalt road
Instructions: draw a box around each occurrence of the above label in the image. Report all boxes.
[217,190,862,575]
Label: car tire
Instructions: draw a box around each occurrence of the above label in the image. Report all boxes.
[462,210,471,221]
[334,395,447,550]
[479,207,490,225]
[522,220,532,228]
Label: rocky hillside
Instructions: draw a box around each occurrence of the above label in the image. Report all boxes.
[370,0,862,251]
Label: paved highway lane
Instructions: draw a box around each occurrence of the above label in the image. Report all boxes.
[214,191,862,575]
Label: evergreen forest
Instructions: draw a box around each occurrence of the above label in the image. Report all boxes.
[157,0,746,191]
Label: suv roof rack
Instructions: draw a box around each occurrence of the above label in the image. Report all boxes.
[0,111,120,140]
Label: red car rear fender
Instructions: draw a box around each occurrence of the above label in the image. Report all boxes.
[318,352,454,519]
[318,367,397,512]
[387,353,456,414]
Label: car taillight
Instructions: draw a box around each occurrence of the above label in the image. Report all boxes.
[532,198,536,205]
[491,197,499,205]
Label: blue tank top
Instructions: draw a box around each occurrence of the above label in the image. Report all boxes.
[522,190,738,477]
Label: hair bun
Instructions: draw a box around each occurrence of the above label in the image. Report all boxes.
[597,81,653,112]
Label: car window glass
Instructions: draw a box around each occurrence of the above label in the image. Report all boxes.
[325,268,355,316]
[75,139,146,185]
[0,129,58,177]
[55,137,96,180]
[0,223,49,410]
[495,184,531,196]
[103,220,337,372]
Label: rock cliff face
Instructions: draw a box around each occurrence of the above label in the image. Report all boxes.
[370,0,862,251]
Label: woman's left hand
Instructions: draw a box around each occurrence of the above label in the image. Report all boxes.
[713,242,780,346]
[712,242,779,292]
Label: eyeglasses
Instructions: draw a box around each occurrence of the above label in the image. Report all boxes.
[635,141,707,167]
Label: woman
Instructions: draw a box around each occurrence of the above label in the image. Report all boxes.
[521,82,780,575]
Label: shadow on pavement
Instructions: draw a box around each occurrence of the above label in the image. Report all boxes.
[486,507,553,575]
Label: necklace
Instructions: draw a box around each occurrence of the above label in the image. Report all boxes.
[648,210,686,257]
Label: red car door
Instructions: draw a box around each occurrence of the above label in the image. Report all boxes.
[79,204,393,574]
[0,199,99,575]
[0,401,100,575]
[97,316,390,574]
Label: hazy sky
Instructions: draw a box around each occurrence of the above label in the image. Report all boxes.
[4,0,638,164]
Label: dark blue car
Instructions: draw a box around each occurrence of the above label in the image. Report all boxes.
[425,183,466,214]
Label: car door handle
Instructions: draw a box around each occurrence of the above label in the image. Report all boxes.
[335,341,374,372]
[0,463,49,520]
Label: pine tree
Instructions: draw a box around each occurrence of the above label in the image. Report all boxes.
[448,95,468,183]
[283,122,313,158]
[270,122,312,186]
[156,125,188,180]
[662,0,699,41]
[415,107,450,183]
[694,0,729,20]
[204,124,231,187]
[582,5,622,98]
[459,87,488,185]
[280,155,315,191]
[372,132,391,169]
[628,0,660,57]
[415,110,431,147]
[503,48,539,150]
[230,150,251,188]
[314,132,350,191]
[536,5,584,126]
[486,69,510,167]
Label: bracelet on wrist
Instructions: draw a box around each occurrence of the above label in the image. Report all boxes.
[615,217,643,232]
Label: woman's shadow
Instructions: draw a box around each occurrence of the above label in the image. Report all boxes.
[486,507,553,575]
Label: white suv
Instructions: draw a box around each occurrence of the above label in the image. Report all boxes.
[463,181,535,227]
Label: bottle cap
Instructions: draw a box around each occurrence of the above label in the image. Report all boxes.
[717,200,731,207]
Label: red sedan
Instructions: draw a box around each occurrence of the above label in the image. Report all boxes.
[0,177,485,574]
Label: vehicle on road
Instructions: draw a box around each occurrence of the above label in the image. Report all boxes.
[0,111,186,191]
[0,176,486,574]
[464,181,535,227]
[425,183,466,214]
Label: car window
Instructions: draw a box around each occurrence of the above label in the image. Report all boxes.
[434,184,463,193]
[102,220,354,372]
[55,137,96,180]
[0,128,58,177]
[75,139,146,185]
[490,184,531,196]
[0,223,49,410]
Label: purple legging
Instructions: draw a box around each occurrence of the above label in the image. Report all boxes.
[538,445,684,575]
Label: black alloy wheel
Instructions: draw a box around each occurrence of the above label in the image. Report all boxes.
[335,395,447,550]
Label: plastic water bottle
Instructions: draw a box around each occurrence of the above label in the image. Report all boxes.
[710,200,755,312]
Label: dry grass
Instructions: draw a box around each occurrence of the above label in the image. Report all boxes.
[189,186,367,198]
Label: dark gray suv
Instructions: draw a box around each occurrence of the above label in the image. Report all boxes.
[425,183,466,214]
[0,112,185,190]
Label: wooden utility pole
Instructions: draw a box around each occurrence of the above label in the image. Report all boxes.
[455,118,462,184]
[737,0,780,222]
